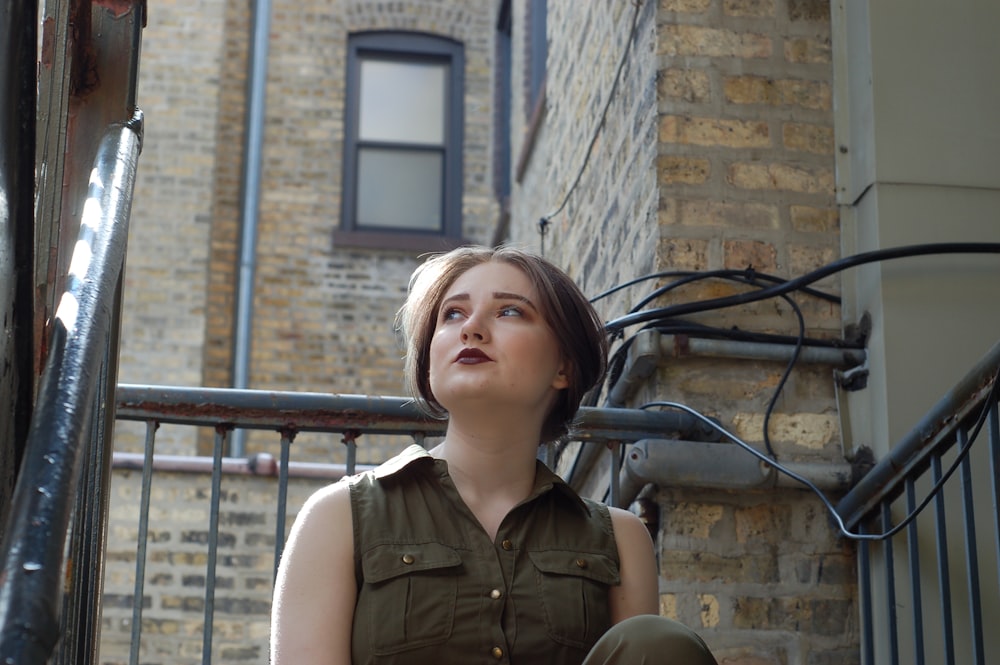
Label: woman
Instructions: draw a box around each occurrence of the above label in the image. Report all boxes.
[271,245,717,664]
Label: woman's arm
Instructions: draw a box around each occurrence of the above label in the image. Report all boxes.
[270,481,356,665]
[607,506,660,622]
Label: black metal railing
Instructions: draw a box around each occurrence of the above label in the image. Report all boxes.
[0,115,143,664]
[835,340,1000,665]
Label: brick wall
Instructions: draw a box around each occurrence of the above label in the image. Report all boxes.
[507,0,854,662]
[508,0,663,325]
[105,0,858,663]
[118,0,498,460]
[100,468,327,665]
[116,0,230,456]
[224,0,494,461]
[106,1,500,662]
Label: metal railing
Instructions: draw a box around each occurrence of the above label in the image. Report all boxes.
[835,340,1000,665]
[110,382,774,664]
[0,115,144,664]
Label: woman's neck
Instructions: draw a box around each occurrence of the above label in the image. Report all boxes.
[430,421,542,539]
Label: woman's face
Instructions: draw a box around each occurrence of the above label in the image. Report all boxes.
[427,261,569,418]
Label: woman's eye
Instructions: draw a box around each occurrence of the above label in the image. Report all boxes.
[498,305,522,317]
[441,308,463,321]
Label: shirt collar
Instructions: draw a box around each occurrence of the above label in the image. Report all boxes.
[372,443,591,515]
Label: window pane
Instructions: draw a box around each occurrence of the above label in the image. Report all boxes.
[356,148,443,230]
[359,58,446,144]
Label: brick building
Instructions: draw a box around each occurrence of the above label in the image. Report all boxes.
[101,1,1000,664]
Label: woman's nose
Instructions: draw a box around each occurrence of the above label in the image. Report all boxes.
[460,313,489,342]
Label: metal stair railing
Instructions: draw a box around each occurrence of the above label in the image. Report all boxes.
[835,340,1000,665]
[0,113,144,665]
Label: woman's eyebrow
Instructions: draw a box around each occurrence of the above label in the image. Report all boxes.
[440,291,538,311]
[493,292,538,310]
[441,293,470,309]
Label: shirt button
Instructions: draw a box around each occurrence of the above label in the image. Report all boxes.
[491,646,504,659]
[575,558,588,569]
[490,588,502,599]
[401,554,415,565]
[501,539,513,551]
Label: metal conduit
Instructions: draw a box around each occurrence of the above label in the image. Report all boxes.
[617,438,856,507]
[231,0,274,458]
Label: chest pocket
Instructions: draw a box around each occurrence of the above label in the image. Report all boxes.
[359,542,463,655]
[529,550,620,648]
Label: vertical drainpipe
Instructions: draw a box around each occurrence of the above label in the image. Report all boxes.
[231,0,272,458]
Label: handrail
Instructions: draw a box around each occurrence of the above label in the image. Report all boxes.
[835,338,1000,529]
[0,114,143,664]
[114,383,723,443]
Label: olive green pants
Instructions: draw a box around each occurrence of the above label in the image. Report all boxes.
[582,615,718,665]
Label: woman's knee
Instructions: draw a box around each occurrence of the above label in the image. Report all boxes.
[583,614,717,665]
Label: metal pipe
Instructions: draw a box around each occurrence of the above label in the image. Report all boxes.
[0,116,143,664]
[659,333,867,367]
[231,0,274,458]
[618,438,855,507]
[110,450,371,480]
[607,329,867,409]
[606,329,662,408]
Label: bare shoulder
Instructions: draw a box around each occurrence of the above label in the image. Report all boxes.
[299,477,353,522]
[606,505,659,621]
[607,505,654,550]
[281,479,353,553]
[270,479,355,665]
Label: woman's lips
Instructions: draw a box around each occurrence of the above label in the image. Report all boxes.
[456,348,492,364]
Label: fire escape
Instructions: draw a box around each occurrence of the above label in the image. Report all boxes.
[2,2,999,664]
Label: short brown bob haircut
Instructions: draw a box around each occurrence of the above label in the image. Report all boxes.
[396,245,609,443]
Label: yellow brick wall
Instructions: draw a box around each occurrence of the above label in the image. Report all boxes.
[105,0,860,663]
[506,0,856,661]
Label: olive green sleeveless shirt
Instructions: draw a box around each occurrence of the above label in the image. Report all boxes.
[347,445,621,665]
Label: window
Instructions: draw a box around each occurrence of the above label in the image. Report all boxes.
[338,32,465,248]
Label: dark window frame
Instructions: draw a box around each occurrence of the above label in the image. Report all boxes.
[336,31,466,250]
[515,0,547,184]
[526,0,547,116]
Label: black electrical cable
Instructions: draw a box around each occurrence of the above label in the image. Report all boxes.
[605,242,1000,332]
[596,261,860,407]
[641,367,999,542]
[591,267,840,307]
[598,242,999,466]
[761,292,806,458]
